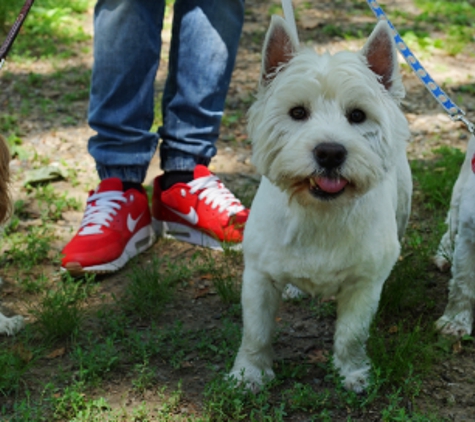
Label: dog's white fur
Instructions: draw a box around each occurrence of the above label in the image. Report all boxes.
[435,134,475,337]
[0,134,25,336]
[0,278,24,336]
[229,17,412,392]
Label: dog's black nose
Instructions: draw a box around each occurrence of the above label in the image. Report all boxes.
[314,143,347,169]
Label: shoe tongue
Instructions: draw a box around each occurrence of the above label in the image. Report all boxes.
[96,178,124,193]
[193,165,213,179]
[316,176,348,193]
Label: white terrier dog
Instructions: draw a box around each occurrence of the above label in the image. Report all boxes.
[434,134,475,338]
[229,16,412,392]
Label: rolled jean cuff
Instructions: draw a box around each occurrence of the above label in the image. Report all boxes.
[160,153,211,172]
[97,165,148,183]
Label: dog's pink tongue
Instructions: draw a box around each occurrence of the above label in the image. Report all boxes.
[316,177,348,193]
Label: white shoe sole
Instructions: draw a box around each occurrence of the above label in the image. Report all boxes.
[62,225,156,275]
[152,218,241,251]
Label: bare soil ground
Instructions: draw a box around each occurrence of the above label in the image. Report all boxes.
[2,0,475,420]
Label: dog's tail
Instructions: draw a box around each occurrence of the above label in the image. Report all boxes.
[281,0,299,45]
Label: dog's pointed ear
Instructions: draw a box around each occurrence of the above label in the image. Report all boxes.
[362,21,404,99]
[261,15,299,86]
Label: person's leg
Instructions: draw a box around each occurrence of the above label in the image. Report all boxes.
[62,0,166,275]
[152,0,249,250]
[88,0,166,183]
[159,0,245,172]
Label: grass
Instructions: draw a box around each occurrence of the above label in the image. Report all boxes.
[1,182,82,274]
[311,0,475,57]
[72,336,121,384]
[4,175,454,420]
[402,1,475,55]
[121,255,191,319]
[0,345,35,396]
[203,375,286,422]
[0,0,25,33]
[2,0,92,60]
[198,249,243,305]
[28,274,95,342]
[411,146,465,211]
[1,160,461,418]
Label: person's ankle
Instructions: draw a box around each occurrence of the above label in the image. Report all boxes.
[160,170,194,191]
[121,181,143,192]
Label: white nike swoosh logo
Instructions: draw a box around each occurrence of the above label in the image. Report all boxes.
[167,206,199,225]
[127,213,143,233]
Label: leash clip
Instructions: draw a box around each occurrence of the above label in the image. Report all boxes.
[452,113,475,135]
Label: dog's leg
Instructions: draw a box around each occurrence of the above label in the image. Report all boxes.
[396,151,412,241]
[436,235,475,338]
[435,135,475,272]
[0,312,25,336]
[333,280,383,393]
[434,228,455,272]
[434,197,461,273]
[229,266,281,392]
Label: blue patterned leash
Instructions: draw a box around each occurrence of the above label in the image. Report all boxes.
[366,0,475,134]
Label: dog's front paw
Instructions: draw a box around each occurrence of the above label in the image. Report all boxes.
[341,366,370,393]
[333,358,370,393]
[436,314,472,338]
[282,284,306,300]
[228,365,275,394]
[433,253,451,273]
[0,315,25,336]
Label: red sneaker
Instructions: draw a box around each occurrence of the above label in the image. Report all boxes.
[152,165,249,250]
[61,178,155,275]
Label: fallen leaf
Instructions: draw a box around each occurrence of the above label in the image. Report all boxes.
[453,341,462,354]
[194,286,210,299]
[47,347,66,359]
[12,343,33,363]
[24,165,68,186]
[321,296,335,303]
[307,349,329,364]
[1,288,14,295]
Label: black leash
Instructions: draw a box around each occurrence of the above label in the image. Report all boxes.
[0,0,36,69]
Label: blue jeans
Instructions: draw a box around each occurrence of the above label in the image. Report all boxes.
[88,0,245,182]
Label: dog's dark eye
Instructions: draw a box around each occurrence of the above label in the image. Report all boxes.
[347,109,366,124]
[289,106,309,121]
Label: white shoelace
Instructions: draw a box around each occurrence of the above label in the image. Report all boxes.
[79,190,128,236]
[188,175,245,215]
